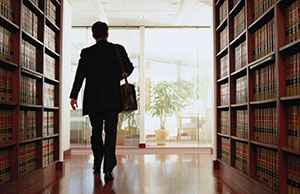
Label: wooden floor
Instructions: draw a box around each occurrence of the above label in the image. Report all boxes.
[19,151,245,194]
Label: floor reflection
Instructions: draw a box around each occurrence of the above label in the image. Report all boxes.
[34,152,242,194]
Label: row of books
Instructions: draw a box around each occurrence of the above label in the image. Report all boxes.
[19,110,37,140]
[221,137,230,164]
[253,0,274,21]
[22,5,38,39]
[256,147,279,192]
[30,0,39,7]
[46,0,57,25]
[253,63,276,101]
[252,19,274,61]
[0,67,13,103]
[286,52,300,96]
[219,0,227,24]
[220,111,229,135]
[220,54,229,79]
[20,75,39,105]
[285,0,300,44]
[236,76,247,104]
[21,39,37,72]
[234,141,248,175]
[18,142,37,176]
[44,54,56,80]
[0,149,10,185]
[42,138,55,168]
[287,154,300,193]
[45,25,56,52]
[220,26,228,51]
[234,41,247,71]
[0,26,14,62]
[220,82,229,106]
[43,111,55,137]
[287,105,300,150]
[233,0,239,8]
[0,110,12,144]
[254,107,278,145]
[236,110,248,139]
[44,83,55,107]
[233,7,245,39]
[0,0,14,22]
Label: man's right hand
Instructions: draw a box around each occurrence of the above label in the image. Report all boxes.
[70,98,78,110]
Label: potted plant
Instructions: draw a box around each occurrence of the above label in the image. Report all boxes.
[146,80,194,145]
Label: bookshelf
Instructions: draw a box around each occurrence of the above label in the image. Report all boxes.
[0,0,62,191]
[214,0,300,193]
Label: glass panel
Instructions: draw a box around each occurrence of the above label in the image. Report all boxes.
[144,28,213,147]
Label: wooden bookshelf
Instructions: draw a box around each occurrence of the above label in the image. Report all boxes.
[214,0,300,193]
[0,0,62,191]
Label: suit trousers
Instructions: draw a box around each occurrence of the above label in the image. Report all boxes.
[89,110,119,173]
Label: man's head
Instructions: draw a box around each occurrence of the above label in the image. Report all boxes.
[92,21,108,40]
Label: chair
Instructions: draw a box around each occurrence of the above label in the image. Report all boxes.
[176,112,200,140]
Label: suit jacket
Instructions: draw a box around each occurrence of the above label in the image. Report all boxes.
[70,40,134,116]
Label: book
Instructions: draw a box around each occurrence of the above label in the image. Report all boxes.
[221,137,230,164]
[256,147,279,192]
[220,111,229,135]
[220,82,229,106]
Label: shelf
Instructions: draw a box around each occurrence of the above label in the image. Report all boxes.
[44,77,59,84]
[230,30,246,48]
[248,5,274,32]
[0,59,19,69]
[52,0,61,6]
[279,39,300,56]
[46,17,60,32]
[216,18,227,32]
[281,146,300,156]
[23,0,44,16]
[229,0,244,17]
[231,103,247,108]
[22,31,43,48]
[217,105,229,110]
[19,137,42,144]
[217,76,229,83]
[0,142,16,149]
[250,99,277,106]
[277,0,295,8]
[44,106,59,110]
[45,47,60,59]
[43,134,59,139]
[216,0,226,7]
[21,67,43,79]
[0,102,17,108]
[249,52,275,70]
[231,136,248,143]
[216,46,228,58]
[231,66,247,78]
[280,95,300,102]
[0,15,19,32]
[217,133,230,138]
[20,104,42,109]
[251,140,279,150]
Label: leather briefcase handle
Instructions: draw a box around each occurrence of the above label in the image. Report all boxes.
[115,45,129,84]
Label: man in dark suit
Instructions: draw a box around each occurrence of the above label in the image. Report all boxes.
[69,21,134,182]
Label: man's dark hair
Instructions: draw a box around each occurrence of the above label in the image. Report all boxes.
[92,21,108,39]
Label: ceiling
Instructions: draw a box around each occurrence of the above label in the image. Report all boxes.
[69,0,212,27]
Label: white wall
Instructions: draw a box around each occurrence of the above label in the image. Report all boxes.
[60,0,72,160]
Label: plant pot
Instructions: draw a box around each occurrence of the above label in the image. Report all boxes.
[154,129,169,146]
[117,130,129,145]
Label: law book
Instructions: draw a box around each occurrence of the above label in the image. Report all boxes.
[48,111,54,135]
[43,111,48,137]
[42,140,48,167]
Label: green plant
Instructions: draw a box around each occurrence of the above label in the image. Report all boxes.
[145,80,194,130]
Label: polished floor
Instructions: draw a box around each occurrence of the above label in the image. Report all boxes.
[20,150,243,194]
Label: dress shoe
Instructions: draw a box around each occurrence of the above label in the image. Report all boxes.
[104,172,114,182]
